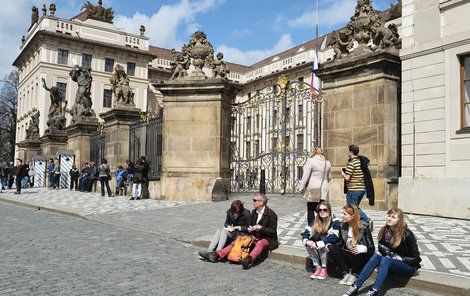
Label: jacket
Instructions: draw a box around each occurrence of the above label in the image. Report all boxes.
[301,216,340,248]
[224,208,251,229]
[337,221,375,254]
[343,155,375,206]
[379,227,421,269]
[299,155,332,201]
[240,206,279,251]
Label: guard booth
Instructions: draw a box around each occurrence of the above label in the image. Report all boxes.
[56,149,75,189]
[32,154,46,187]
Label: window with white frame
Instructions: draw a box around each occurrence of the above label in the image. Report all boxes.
[57,49,68,65]
[460,54,470,129]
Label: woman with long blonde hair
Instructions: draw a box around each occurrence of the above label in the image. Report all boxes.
[328,204,375,286]
[299,147,332,226]
[301,201,340,280]
[343,208,421,296]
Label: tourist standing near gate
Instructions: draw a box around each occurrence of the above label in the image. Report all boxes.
[69,164,79,191]
[52,158,60,189]
[98,159,113,197]
[47,158,55,188]
[0,162,6,192]
[299,147,332,226]
[343,208,421,296]
[14,159,28,194]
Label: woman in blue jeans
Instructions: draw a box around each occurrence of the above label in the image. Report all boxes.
[343,208,421,296]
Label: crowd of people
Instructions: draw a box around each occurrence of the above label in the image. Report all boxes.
[1,156,150,200]
[199,144,422,296]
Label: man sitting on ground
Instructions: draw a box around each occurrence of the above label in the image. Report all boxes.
[199,193,278,269]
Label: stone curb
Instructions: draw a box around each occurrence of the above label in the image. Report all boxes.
[191,237,470,296]
[0,197,90,220]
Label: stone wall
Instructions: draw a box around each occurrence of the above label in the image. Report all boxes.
[317,52,401,210]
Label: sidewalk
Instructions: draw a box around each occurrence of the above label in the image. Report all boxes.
[1,187,469,295]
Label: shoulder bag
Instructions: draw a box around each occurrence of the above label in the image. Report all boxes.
[303,160,327,202]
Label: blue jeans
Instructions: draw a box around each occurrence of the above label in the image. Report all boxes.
[346,190,369,222]
[354,253,416,291]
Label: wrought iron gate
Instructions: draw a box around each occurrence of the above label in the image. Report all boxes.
[90,132,105,164]
[230,75,322,194]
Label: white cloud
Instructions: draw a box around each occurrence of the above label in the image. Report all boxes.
[287,0,356,29]
[216,33,294,66]
[114,0,224,50]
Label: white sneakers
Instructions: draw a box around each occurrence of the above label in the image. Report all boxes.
[339,272,357,285]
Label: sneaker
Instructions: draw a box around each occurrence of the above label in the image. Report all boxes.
[342,285,359,296]
[317,267,329,280]
[310,267,322,279]
[339,272,351,285]
[346,274,357,286]
[364,289,378,296]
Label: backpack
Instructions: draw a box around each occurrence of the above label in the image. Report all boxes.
[227,235,255,262]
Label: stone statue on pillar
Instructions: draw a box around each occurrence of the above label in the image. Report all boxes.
[31,6,39,25]
[69,65,96,123]
[42,78,67,134]
[110,64,134,107]
[25,112,40,141]
[211,52,230,79]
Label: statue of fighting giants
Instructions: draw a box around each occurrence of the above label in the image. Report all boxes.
[69,65,96,122]
[110,64,134,105]
[42,78,67,133]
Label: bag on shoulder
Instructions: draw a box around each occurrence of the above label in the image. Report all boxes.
[227,235,254,262]
[304,187,321,202]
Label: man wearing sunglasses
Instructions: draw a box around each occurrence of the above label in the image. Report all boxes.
[199,193,279,269]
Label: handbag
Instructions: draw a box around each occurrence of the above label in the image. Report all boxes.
[303,160,327,202]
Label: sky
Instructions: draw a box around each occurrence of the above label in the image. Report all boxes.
[0,0,398,81]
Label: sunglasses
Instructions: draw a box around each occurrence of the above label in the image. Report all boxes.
[345,204,355,214]
[253,199,262,202]
[318,208,329,213]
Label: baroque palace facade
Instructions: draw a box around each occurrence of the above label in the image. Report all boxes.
[13,1,469,219]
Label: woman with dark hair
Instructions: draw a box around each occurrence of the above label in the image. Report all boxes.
[301,201,340,280]
[328,204,375,286]
[98,158,113,197]
[343,208,421,296]
[200,200,251,255]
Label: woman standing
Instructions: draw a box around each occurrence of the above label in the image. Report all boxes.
[98,159,113,197]
[301,201,340,280]
[343,208,421,296]
[328,204,375,286]
[299,147,332,226]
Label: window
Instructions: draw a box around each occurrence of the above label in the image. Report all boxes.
[246,116,251,133]
[57,49,68,65]
[103,89,112,108]
[105,58,114,72]
[297,134,304,151]
[56,83,66,101]
[460,55,470,129]
[298,104,303,123]
[246,141,251,158]
[82,54,92,68]
[127,62,136,76]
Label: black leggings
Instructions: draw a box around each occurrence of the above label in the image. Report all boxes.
[328,244,373,275]
[307,201,320,226]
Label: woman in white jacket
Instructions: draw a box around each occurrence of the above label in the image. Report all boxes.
[299,147,332,226]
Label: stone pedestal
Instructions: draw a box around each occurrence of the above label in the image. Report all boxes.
[316,51,401,210]
[155,79,240,201]
[16,139,42,161]
[40,131,68,159]
[66,121,100,167]
[100,107,141,169]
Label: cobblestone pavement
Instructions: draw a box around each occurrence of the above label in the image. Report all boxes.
[0,203,442,296]
[1,187,469,281]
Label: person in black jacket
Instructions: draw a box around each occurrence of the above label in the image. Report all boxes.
[328,204,375,286]
[200,200,251,254]
[343,208,421,296]
[14,159,28,194]
[199,193,279,269]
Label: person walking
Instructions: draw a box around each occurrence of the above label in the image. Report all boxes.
[343,208,421,296]
[98,159,113,197]
[299,147,332,226]
[14,159,28,194]
[341,144,373,223]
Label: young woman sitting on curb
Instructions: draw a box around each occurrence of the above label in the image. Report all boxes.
[301,201,340,280]
[343,208,421,296]
[328,204,375,286]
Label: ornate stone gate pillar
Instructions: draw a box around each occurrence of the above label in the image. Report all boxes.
[66,120,99,167]
[156,79,240,201]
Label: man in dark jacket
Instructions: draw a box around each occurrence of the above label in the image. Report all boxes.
[14,159,28,194]
[199,193,279,269]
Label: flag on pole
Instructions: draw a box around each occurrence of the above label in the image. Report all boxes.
[310,51,319,98]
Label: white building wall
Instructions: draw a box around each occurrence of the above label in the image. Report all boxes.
[399,0,470,219]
